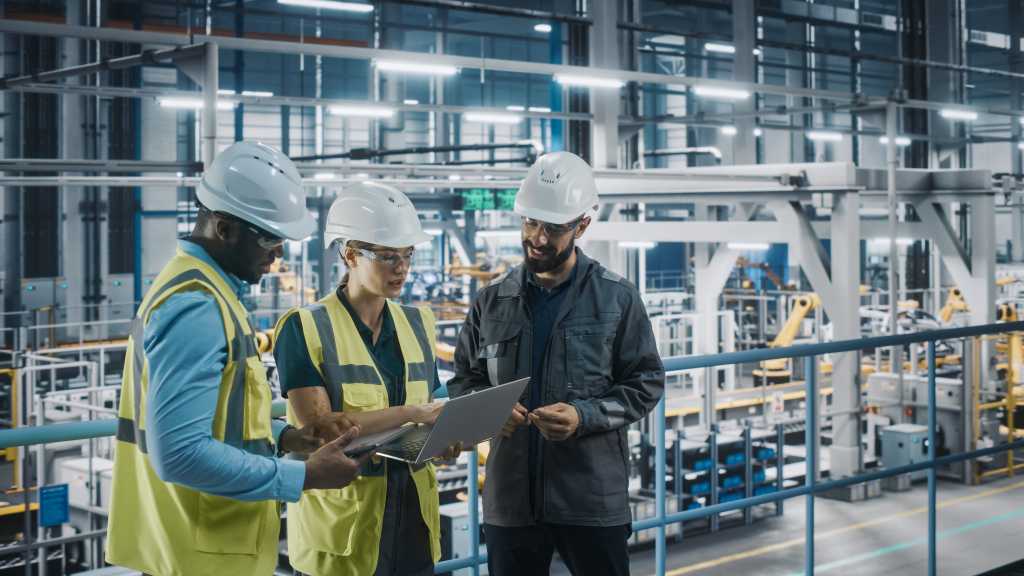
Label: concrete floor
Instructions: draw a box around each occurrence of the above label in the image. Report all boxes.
[549,474,1024,575]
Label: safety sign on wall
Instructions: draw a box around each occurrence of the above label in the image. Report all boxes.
[39,484,69,527]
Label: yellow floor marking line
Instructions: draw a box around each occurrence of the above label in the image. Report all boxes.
[659,479,1024,575]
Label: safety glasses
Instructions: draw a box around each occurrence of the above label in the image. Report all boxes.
[213,210,285,249]
[521,216,581,238]
[355,248,415,269]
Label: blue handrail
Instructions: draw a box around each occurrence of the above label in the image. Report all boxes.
[2,320,1022,575]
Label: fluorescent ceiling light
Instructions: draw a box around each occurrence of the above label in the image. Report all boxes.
[554,74,625,89]
[753,127,763,137]
[465,112,522,124]
[869,237,914,247]
[528,106,552,113]
[704,42,736,54]
[403,99,419,105]
[375,60,458,76]
[158,97,235,110]
[241,90,274,97]
[534,23,553,33]
[727,242,770,251]
[217,89,235,95]
[328,104,394,118]
[448,174,462,181]
[649,34,687,47]
[939,108,978,121]
[313,172,336,180]
[277,0,373,12]
[752,48,762,56]
[620,241,656,249]
[807,130,843,142]
[692,85,750,101]
[720,125,737,136]
[476,229,521,238]
[879,136,912,146]
[506,105,526,112]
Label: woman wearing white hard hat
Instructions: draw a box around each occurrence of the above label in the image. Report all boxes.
[273,182,449,576]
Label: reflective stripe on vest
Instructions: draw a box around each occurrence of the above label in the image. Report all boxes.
[402,304,435,390]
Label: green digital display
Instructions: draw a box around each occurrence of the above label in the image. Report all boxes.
[460,189,517,211]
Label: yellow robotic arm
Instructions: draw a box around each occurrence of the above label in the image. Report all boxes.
[939,288,968,324]
[753,293,820,383]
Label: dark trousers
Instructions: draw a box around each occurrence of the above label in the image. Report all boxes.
[483,523,631,576]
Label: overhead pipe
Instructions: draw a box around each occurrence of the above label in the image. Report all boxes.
[0,44,207,89]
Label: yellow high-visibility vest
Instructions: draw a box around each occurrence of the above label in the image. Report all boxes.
[106,249,278,576]
[275,294,441,576]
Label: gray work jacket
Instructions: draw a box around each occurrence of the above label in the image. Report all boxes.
[448,250,665,527]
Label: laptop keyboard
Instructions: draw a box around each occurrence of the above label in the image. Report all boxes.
[380,425,432,461]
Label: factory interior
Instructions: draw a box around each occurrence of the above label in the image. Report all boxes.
[3,0,1024,574]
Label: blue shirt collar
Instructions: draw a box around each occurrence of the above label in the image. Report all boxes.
[178,239,250,299]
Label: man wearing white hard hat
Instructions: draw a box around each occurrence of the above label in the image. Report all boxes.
[106,142,366,576]
[449,151,665,575]
[274,182,455,575]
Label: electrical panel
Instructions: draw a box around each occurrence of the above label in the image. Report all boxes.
[21,277,69,347]
[880,424,929,481]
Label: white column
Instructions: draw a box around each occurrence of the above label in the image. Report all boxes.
[829,191,862,478]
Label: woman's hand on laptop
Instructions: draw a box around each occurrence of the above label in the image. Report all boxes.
[408,401,444,425]
[306,412,359,443]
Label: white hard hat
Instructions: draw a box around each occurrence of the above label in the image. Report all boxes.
[197,141,315,241]
[324,182,432,249]
[514,151,599,225]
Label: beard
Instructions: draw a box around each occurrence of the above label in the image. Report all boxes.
[523,238,575,274]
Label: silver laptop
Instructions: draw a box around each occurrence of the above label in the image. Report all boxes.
[374,377,530,465]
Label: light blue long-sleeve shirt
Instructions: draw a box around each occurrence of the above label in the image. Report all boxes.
[143,239,305,502]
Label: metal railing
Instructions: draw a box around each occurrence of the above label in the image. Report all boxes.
[0,321,1023,575]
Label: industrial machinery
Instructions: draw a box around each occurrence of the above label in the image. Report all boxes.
[939,287,969,324]
[735,257,794,291]
[880,424,930,481]
[752,294,820,384]
[866,372,966,478]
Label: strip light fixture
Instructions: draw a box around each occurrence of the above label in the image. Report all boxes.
[692,85,750,100]
[328,104,395,118]
[879,136,912,146]
[727,242,770,251]
[465,112,523,124]
[277,0,373,12]
[554,74,625,89]
[939,108,978,121]
[807,130,843,142]
[375,60,458,76]
[159,97,235,111]
[705,42,736,54]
